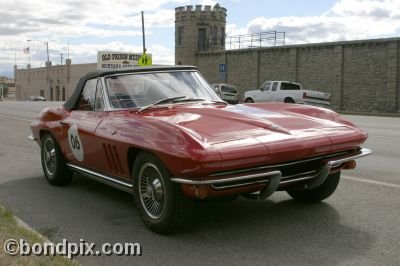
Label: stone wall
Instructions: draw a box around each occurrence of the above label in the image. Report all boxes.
[196,37,400,113]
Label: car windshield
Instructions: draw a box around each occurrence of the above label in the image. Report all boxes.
[105,70,220,109]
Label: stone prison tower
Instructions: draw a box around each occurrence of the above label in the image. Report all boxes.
[175,4,227,66]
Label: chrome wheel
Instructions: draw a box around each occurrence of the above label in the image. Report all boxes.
[138,163,166,219]
[43,137,57,176]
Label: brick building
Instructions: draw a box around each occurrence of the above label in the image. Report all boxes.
[14,60,96,101]
[175,4,400,113]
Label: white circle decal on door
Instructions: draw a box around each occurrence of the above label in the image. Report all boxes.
[68,124,84,162]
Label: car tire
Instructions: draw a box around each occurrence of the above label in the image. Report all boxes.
[284,97,295,103]
[132,152,195,234]
[286,171,341,203]
[245,98,254,103]
[41,133,73,186]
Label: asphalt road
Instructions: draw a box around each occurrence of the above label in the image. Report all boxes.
[0,101,399,266]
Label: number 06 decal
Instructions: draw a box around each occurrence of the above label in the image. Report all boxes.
[68,124,84,162]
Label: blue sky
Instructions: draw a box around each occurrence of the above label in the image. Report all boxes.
[1,0,399,78]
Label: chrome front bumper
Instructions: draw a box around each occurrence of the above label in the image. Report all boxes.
[171,148,372,198]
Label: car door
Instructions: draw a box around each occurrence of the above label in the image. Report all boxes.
[269,82,279,101]
[60,78,108,170]
[258,82,271,102]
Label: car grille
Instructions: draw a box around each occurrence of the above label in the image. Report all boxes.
[208,150,354,190]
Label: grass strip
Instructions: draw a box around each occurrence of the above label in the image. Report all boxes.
[0,205,79,265]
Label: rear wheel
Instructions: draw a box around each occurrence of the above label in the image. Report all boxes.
[245,98,254,103]
[284,97,295,103]
[286,171,341,203]
[132,152,195,234]
[41,134,73,186]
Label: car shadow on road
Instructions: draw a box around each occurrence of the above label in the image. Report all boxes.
[0,174,375,265]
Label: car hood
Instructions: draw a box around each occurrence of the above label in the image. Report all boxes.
[142,104,364,149]
[144,104,346,133]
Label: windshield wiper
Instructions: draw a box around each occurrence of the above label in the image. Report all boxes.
[173,98,228,105]
[138,96,228,113]
[138,96,186,113]
[210,99,228,105]
[172,97,207,103]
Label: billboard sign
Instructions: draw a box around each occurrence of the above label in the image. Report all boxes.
[97,51,151,70]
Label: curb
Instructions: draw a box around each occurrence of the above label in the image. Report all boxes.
[14,216,52,244]
[1,206,79,265]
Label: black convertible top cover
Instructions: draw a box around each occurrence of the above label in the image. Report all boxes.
[63,65,198,110]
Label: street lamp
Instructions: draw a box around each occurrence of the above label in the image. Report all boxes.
[27,39,51,100]
[27,39,49,63]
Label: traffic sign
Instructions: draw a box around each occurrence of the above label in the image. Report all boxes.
[219,63,226,72]
[138,53,152,66]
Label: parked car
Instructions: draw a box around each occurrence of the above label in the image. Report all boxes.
[29,66,370,234]
[244,81,330,107]
[211,83,239,104]
[27,95,46,101]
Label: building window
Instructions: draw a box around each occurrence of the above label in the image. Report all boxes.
[50,87,53,101]
[56,86,60,101]
[40,90,44,97]
[211,26,217,46]
[198,28,207,51]
[177,26,184,46]
[221,27,225,46]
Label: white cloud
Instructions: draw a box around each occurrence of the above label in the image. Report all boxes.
[2,0,400,78]
[0,0,185,77]
[0,0,180,37]
[228,0,400,45]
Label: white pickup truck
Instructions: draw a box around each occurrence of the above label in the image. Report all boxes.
[244,81,330,107]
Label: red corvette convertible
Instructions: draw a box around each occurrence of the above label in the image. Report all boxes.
[29,66,371,234]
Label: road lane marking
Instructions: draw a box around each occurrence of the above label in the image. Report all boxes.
[343,175,400,189]
[369,134,400,140]
[0,114,32,122]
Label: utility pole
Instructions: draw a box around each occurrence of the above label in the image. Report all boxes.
[28,39,51,99]
[61,53,64,65]
[141,11,146,54]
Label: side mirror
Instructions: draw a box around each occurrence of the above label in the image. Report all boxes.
[260,87,264,91]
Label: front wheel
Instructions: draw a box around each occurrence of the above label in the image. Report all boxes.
[132,152,195,234]
[41,134,73,186]
[286,171,341,203]
[245,98,254,103]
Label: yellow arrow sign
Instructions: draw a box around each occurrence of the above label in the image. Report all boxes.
[138,53,152,66]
